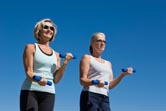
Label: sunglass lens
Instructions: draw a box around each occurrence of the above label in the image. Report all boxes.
[43,25,54,31]
[43,25,49,29]
[50,27,54,31]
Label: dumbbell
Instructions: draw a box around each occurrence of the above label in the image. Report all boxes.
[92,80,108,85]
[59,53,76,59]
[33,75,52,86]
[122,68,136,73]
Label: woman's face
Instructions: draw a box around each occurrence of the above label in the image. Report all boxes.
[91,34,106,53]
[39,22,54,41]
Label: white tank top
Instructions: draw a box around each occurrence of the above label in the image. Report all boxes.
[21,43,57,94]
[83,55,113,96]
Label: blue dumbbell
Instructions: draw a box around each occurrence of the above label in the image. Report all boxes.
[92,80,108,85]
[122,68,136,73]
[59,53,76,59]
[33,75,52,86]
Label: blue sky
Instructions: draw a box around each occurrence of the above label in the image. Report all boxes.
[0,0,166,111]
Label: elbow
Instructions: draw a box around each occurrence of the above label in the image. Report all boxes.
[80,78,85,86]
[109,86,114,90]
[109,82,116,90]
[25,70,33,80]
[80,78,90,86]
[53,79,60,84]
[80,79,83,86]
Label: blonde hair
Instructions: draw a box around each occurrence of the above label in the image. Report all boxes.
[34,18,57,42]
[89,32,106,54]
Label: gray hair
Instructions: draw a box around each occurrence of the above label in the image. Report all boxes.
[89,32,106,54]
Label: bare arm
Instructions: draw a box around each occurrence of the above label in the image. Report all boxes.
[23,44,48,86]
[79,55,106,87]
[79,55,94,86]
[23,44,35,80]
[109,67,134,90]
[53,53,73,83]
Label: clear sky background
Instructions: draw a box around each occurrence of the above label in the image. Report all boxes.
[0,0,166,111]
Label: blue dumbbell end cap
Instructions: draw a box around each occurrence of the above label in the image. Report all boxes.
[92,80,99,85]
[47,81,52,86]
[104,81,108,85]
[59,54,66,58]
[33,75,41,81]
[122,68,128,72]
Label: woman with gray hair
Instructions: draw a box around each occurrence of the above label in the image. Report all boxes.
[79,32,134,111]
[20,18,73,111]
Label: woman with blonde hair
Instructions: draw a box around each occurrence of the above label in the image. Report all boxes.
[20,18,74,111]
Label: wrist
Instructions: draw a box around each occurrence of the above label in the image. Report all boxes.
[121,73,126,76]
[63,59,69,65]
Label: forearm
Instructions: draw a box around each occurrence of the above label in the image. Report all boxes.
[80,78,93,86]
[24,66,34,81]
[53,59,68,83]
[25,71,34,81]
[109,73,125,89]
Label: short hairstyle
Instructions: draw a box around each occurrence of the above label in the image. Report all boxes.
[34,18,57,42]
[89,32,106,54]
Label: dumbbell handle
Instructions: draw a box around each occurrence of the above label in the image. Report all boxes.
[33,75,52,86]
[122,68,136,73]
[59,53,76,59]
[92,80,108,85]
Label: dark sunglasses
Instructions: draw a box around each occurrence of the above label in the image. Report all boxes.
[43,25,54,31]
[96,39,106,43]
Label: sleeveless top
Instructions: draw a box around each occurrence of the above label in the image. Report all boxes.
[83,55,113,96]
[21,43,57,94]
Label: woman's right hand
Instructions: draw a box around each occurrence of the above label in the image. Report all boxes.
[122,67,134,76]
[97,80,105,88]
[38,77,47,86]
[64,53,73,64]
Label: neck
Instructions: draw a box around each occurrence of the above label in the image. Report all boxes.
[91,52,101,58]
[38,41,49,46]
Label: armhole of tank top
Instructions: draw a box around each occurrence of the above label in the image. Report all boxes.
[89,55,92,63]
[34,43,37,55]
[106,60,111,67]
[52,50,56,56]
[104,60,108,65]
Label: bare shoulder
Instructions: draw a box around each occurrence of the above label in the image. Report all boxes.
[25,44,35,49]
[81,54,90,60]
[24,44,35,53]
[80,54,90,63]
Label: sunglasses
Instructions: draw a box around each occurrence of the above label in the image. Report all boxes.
[43,25,54,31]
[95,39,106,43]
